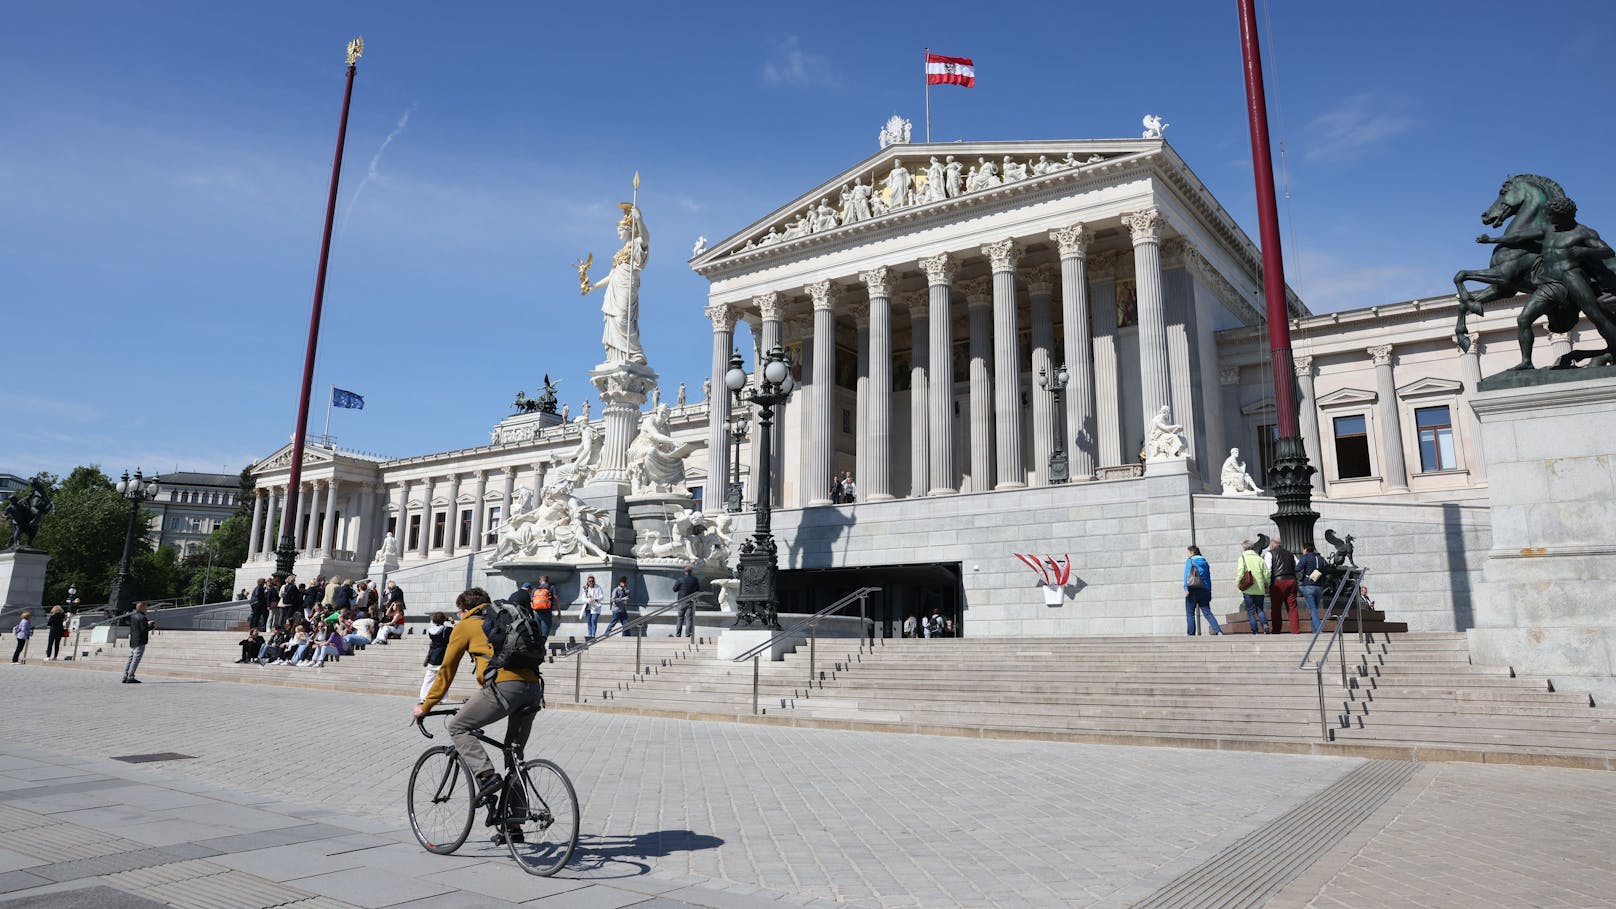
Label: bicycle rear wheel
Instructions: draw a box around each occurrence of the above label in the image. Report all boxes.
[505,758,579,876]
[407,746,475,855]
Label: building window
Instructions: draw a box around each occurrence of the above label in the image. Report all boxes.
[1256,423,1279,482]
[387,516,398,539]
[1416,405,1456,472]
[407,515,421,551]
[485,506,501,545]
[690,486,703,511]
[432,512,447,549]
[1333,414,1372,479]
[458,508,473,547]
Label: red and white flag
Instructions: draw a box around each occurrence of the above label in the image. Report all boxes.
[925,53,975,87]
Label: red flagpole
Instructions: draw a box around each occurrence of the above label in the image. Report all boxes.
[276,38,362,578]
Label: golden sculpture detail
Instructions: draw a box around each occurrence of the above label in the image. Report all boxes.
[574,253,594,296]
[346,37,365,66]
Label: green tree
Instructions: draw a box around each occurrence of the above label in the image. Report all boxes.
[30,467,154,606]
[132,545,183,604]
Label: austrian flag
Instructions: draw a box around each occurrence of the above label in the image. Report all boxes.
[925,53,975,87]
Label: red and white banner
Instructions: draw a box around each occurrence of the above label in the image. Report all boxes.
[925,53,975,87]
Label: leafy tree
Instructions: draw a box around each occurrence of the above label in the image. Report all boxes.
[132,545,183,604]
[30,467,154,606]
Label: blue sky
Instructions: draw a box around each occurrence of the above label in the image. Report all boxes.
[5,1,1616,478]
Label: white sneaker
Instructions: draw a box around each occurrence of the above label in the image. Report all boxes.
[276,660,288,665]
[298,660,313,667]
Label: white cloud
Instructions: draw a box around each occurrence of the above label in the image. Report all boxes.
[1302,94,1415,163]
[762,37,837,88]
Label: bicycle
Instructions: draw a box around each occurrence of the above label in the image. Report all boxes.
[408,681,579,877]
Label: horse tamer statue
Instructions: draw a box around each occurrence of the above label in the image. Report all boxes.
[2,478,52,550]
[1454,175,1616,369]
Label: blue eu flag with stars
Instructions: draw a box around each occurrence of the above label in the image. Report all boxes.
[332,388,364,410]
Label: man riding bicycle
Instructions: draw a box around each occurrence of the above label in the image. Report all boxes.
[413,587,544,808]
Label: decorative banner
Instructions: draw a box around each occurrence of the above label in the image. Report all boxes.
[332,387,365,410]
[1013,553,1072,587]
[925,53,976,87]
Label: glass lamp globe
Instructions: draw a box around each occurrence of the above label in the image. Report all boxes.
[725,366,747,392]
[763,357,788,386]
[1056,364,1070,386]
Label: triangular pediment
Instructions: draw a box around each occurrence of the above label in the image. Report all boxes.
[1396,376,1463,399]
[252,443,336,475]
[1317,387,1378,408]
[1240,396,1275,417]
[690,138,1158,270]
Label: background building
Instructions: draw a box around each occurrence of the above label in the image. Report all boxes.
[147,471,242,558]
[0,473,26,504]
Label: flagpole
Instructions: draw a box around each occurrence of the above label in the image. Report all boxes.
[924,47,931,142]
[276,37,362,579]
[323,385,333,442]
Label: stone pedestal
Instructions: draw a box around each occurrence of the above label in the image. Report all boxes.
[1469,375,1616,699]
[590,361,658,486]
[0,549,50,627]
[626,491,699,604]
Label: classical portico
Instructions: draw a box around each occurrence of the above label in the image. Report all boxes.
[692,138,1293,509]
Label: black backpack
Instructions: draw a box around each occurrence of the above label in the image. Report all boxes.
[479,601,547,673]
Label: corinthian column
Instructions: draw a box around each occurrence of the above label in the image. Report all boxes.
[1294,356,1324,493]
[1051,224,1097,479]
[983,239,1025,489]
[1123,209,1171,425]
[860,267,894,501]
[1369,344,1409,491]
[304,481,323,552]
[469,470,487,549]
[263,487,280,558]
[903,290,930,498]
[964,277,995,492]
[852,300,871,499]
[756,293,785,504]
[442,475,458,556]
[320,478,339,556]
[1459,341,1486,483]
[920,254,957,495]
[807,280,839,505]
[705,301,736,509]
[1026,265,1055,486]
[247,488,265,559]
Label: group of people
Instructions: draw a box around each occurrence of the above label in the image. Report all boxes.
[901,610,955,638]
[1182,538,1331,636]
[236,576,411,671]
[246,575,405,634]
[828,472,857,505]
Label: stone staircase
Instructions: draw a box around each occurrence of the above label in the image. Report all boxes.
[41,628,1616,768]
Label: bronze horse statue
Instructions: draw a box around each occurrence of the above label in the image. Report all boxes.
[2,478,52,550]
[1454,174,1616,361]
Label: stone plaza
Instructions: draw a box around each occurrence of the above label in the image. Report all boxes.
[1,667,1614,908]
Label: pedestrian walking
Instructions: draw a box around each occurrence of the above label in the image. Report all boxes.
[45,606,67,660]
[604,577,631,636]
[671,566,700,638]
[419,611,451,701]
[1268,538,1301,634]
[11,611,33,663]
[902,613,918,638]
[1235,540,1271,634]
[579,575,605,640]
[1183,545,1221,635]
[530,575,558,638]
[1296,543,1326,634]
[122,601,154,683]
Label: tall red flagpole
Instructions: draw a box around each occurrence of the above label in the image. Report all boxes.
[1235,2,1317,548]
[276,37,363,578]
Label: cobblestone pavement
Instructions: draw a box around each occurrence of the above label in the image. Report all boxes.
[1,665,1613,908]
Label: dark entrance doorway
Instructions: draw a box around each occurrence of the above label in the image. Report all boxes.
[776,563,963,637]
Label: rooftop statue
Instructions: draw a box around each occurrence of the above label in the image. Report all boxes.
[878,114,912,149]
[579,180,649,366]
[1142,114,1168,139]
[536,375,560,414]
[1455,175,1616,368]
[2,478,51,550]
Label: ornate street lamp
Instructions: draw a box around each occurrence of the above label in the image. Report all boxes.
[725,345,797,628]
[107,469,160,615]
[1037,362,1071,485]
[726,403,750,514]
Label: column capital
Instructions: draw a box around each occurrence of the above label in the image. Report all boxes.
[1367,344,1394,366]
[899,289,929,317]
[960,276,992,306]
[1458,337,1483,357]
[1219,366,1242,387]
[848,298,871,329]
[1089,250,1127,280]
[918,253,957,287]
[1024,264,1055,297]
[980,238,1023,273]
[705,302,736,333]
[505,464,519,478]
[1293,355,1314,376]
[754,291,785,322]
[1121,208,1165,245]
[1049,223,1089,259]
[806,279,839,311]
[859,266,892,299]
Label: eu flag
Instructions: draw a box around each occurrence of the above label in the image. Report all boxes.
[332,388,365,410]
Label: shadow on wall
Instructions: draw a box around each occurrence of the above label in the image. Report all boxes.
[1444,502,1475,631]
[786,503,857,575]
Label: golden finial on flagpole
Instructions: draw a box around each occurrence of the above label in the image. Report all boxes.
[346,36,365,66]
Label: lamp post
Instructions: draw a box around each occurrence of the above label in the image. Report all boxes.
[1037,362,1071,485]
[107,470,160,616]
[724,345,798,628]
[726,404,750,513]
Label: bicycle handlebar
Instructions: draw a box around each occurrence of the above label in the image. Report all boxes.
[411,707,460,739]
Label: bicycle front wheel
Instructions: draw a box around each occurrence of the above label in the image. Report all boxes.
[407,746,475,855]
[506,758,579,876]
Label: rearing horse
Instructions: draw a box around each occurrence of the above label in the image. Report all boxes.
[1452,174,1565,352]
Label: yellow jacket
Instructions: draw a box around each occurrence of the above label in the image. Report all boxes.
[420,604,543,712]
[1236,550,1270,595]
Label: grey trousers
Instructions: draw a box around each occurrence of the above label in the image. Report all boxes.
[446,680,543,778]
[123,645,145,680]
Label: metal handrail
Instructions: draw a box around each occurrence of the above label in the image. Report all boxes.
[731,586,882,715]
[1297,567,1369,741]
[548,592,705,703]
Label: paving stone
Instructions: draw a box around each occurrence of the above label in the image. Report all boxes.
[0,882,169,908]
